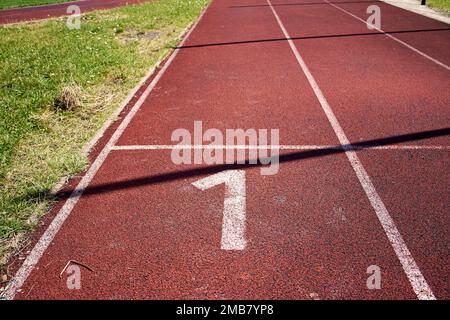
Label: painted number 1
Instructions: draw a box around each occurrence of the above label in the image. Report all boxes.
[192,170,247,250]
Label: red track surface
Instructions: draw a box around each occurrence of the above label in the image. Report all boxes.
[3,0,449,299]
[0,0,148,24]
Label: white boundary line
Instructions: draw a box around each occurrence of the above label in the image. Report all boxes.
[324,0,450,71]
[266,0,436,299]
[0,4,210,300]
[111,144,450,150]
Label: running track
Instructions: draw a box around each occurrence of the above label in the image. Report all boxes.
[2,0,449,300]
[0,0,148,24]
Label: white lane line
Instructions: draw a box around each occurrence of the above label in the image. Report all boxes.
[0,5,211,301]
[266,0,436,300]
[324,0,450,71]
[111,144,450,151]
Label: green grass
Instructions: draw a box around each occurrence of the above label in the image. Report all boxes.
[0,0,209,273]
[0,0,75,10]
[427,0,450,12]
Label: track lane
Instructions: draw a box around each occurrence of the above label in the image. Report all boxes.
[9,0,423,299]
[116,0,342,146]
[271,0,450,145]
[271,0,449,298]
[15,150,417,299]
[4,0,448,299]
[328,0,450,66]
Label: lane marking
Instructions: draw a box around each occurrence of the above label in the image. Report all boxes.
[192,170,247,250]
[0,5,211,300]
[111,144,450,151]
[266,0,436,300]
[324,0,450,71]
[309,292,320,300]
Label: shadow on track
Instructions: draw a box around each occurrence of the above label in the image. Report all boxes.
[56,127,450,199]
[175,28,450,50]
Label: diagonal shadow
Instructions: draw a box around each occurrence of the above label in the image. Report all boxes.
[55,127,450,199]
[230,0,382,9]
[176,28,450,50]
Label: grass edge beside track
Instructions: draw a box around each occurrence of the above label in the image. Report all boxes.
[427,0,450,13]
[0,0,210,281]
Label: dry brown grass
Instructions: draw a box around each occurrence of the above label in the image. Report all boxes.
[53,84,82,112]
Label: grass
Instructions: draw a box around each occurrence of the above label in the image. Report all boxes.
[0,0,75,10]
[427,0,450,12]
[0,0,209,275]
